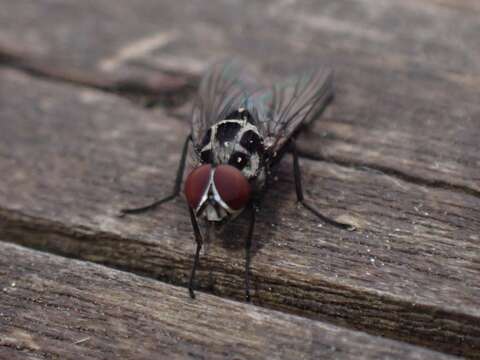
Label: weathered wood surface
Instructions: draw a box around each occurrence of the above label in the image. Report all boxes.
[1,67,479,358]
[1,0,480,358]
[1,0,480,194]
[3,243,458,360]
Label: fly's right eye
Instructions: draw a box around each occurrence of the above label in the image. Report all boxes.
[184,164,212,209]
[229,152,249,170]
[214,165,251,210]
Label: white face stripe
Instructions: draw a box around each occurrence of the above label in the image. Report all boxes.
[195,167,242,218]
[195,168,215,213]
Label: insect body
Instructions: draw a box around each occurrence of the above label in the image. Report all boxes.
[186,109,265,222]
[121,61,354,301]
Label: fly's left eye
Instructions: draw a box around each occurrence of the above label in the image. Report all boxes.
[184,164,212,209]
[228,152,249,170]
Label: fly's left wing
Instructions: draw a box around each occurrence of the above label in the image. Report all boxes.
[251,68,334,158]
[191,60,260,150]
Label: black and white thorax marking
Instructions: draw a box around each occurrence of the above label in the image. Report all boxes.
[197,108,266,185]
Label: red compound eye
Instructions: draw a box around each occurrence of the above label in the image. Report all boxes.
[214,165,251,210]
[184,164,212,209]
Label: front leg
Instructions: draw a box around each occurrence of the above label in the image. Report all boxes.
[244,201,258,302]
[188,206,203,299]
[290,141,355,231]
[119,134,192,216]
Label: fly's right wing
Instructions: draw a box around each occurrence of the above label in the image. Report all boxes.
[191,60,260,150]
[251,68,334,158]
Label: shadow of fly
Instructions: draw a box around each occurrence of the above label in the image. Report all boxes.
[120,60,355,301]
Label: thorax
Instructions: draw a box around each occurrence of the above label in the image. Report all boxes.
[197,117,266,190]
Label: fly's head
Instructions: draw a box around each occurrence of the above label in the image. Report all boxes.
[184,164,251,222]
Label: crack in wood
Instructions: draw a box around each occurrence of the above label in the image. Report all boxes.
[297,150,480,200]
[0,208,478,358]
[0,44,195,106]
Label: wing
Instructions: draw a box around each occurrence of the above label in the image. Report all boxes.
[191,60,260,149]
[251,67,334,156]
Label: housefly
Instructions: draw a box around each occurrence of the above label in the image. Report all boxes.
[120,61,354,301]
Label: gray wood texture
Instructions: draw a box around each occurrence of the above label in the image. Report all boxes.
[0,242,459,360]
[1,0,479,192]
[1,0,479,358]
[0,67,479,358]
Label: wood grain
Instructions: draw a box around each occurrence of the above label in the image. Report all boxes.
[0,68,479,357]
[2,242,459,360]
[1,0,480,358]
[1,0,480,194]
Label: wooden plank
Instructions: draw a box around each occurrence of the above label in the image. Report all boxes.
[1,0,480,195]
[2,243,459,360]
[2,0,479,74]
[0,69,479,357]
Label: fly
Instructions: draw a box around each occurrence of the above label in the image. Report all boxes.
[120,60,355,301]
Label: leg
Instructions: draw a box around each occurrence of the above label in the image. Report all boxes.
[291,141,355,231]
[188,206,203,299]
[120,134,192,216]
[244,202,256,302]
